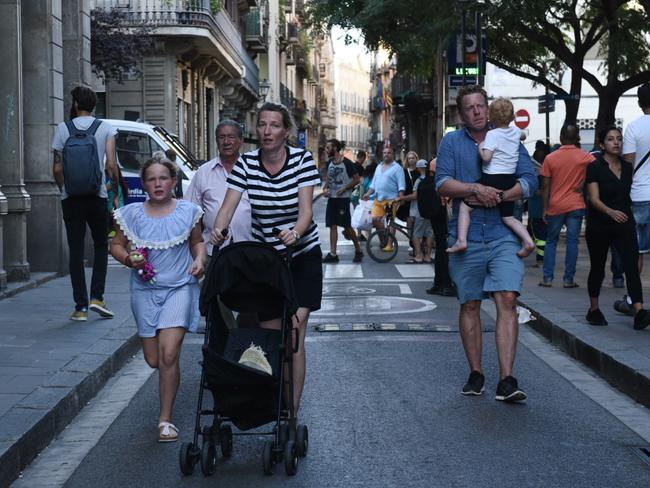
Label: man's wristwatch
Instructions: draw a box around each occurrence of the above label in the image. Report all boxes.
[497,191,505,201]
[290,229,300,241]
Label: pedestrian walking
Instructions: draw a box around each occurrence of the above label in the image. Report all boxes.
[624,83,650,274]
[527,141,550,268]
[362,146,406,252]
[210,102,322,414]
[52,86,120,321]
[584,126,650,330]
[425,158,455,297]
[539,124,594,288]
[447,98,535,257]
[399,159,433,263]
[110,157,206,441]
[397,151,420,249]
[185,119,253,256]
[322,138,364,263]
[436,84,538,402]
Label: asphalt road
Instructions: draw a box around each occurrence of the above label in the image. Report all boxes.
[16,197,650,487]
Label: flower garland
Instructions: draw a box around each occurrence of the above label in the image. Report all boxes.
[132,247,157,284]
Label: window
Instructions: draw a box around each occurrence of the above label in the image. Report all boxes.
[115,131,163,172]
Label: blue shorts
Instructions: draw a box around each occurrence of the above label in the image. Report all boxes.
[632,201,650,254]
[448,235,524,304]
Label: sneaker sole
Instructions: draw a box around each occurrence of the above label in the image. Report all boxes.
[461,387,484,396]
[89,304,114,318]
[70,316,88,322]
[495,390,527,402]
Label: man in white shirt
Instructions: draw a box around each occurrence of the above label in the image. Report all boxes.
[624,83,650,271]
[185,120,253,256]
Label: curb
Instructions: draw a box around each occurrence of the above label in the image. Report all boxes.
[519,297,650,410]
[0,326,140,487]
[0,272,59,301]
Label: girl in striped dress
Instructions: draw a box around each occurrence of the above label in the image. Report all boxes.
[211,102,322,414]
[110,157,206,442]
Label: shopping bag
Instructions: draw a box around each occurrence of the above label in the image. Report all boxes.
[352,199,374,230]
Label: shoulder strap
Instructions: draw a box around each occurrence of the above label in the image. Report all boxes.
[87,119,102,135]
[633,149,650,175]
[65,120,80,137]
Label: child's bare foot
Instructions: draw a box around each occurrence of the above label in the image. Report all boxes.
[447,240,467,254]
[517,241,536,258]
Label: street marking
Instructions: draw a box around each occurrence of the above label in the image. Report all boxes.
[352,323,373,331]
[324,264,363,279]
[313,296,437,316]
[399,284,412,294]
[378,323,397,330]
[12,352,155,487]
[323,277,432,283]
[395,264,434,278]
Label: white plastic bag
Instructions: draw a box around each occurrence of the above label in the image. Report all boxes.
[352,199,374,230]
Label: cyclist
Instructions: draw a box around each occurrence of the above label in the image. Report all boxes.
[362,146,405,252]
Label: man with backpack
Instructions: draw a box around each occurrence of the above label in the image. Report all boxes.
[52,86,119,322]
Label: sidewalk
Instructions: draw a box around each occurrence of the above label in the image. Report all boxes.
[0,264,140,487]
[518,239,650,409]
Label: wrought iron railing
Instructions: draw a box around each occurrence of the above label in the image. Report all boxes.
[94,0,259,92]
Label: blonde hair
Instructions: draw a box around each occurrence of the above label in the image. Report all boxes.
[404,151,419,168]
[489,98,515,127]
[141,151,178,180]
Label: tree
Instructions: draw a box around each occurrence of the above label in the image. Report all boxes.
[308,0,650,139]
[90,9,154,83]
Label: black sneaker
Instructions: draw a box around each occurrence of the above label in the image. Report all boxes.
[613,295,634,316]
[461,371,485,396]
[586,308,608,326]
[322,253,339,263]
[495,376,527,403]
[633,309,650,330]
[353,251,363,263]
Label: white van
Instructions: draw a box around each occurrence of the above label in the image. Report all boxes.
[105,119,200,203]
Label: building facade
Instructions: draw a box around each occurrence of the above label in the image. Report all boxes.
[336,55,371,159]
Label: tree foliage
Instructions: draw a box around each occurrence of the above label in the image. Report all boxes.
[308,0,650,136]
[90,9,154,83]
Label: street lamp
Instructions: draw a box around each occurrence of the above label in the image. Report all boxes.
[259,79,271,101]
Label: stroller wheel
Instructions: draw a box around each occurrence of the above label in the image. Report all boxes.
[296,424,308,457]
[200,440,217,476]
[284,440,298,476]
[179,442,196,476]
[262,440,275,475]
[219,424,233,458]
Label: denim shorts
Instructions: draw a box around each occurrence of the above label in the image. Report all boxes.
[448,235,524,304]
[632,201,650,253]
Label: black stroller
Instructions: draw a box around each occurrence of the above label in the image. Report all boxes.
[178,241,309,477]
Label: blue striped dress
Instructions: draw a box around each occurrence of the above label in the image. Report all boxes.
[113,200,204,337]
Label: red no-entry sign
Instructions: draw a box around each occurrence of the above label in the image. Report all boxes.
[515,109,530,129]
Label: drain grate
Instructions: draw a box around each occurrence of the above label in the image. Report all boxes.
[313,323,494,333]
[631,446,650,467]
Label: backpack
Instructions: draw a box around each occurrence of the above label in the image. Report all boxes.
[62,119,103,196]
[416,175,442,219]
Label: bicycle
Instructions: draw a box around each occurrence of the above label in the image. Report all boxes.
[366,202,410,263]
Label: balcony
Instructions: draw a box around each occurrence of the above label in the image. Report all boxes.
[390,74,433,108]
[295,45,308,76]
[93,0,259,96]
[280,83,295,109]
[287,22,299,44]
[245,6,268,52]
[285,45,295,65]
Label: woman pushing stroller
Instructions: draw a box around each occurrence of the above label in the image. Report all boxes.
[211,102,323,414]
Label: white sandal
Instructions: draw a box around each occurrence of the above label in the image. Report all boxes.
[158,421,179,442]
